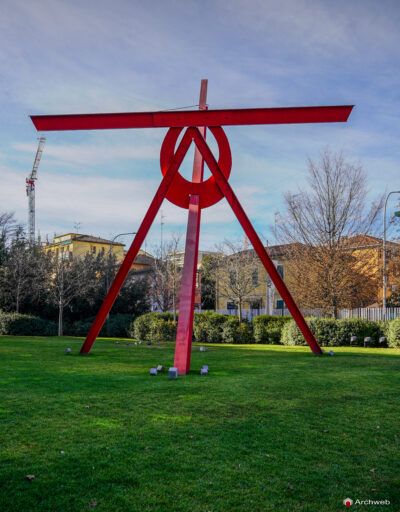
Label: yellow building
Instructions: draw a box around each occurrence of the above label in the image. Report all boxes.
[44,233,125,261]
[215,244,290,312]
[343,234,400,304]
[215,236,400,312]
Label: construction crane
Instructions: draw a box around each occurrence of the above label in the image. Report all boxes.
[26,136,46,245]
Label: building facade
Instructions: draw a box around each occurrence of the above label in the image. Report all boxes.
[44,233,125,261]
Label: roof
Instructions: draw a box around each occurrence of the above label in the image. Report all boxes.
[342,234,400,249]
[266,242,303,257]
[116,251,154,266]
[233,242,303,259]
[74,234,125,246]
[132,253,154,265]
[51,233,125,246]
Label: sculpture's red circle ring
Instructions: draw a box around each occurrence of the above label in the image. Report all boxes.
[160,126,232,209]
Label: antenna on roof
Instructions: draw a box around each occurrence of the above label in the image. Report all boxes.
[160,210,166,256]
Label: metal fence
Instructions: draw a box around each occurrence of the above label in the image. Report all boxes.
[198,307,400,321]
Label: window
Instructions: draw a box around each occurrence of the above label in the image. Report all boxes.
[276,299,285,309]
[250,299,262,310]
[91,246,96,254]
[252,268,259,287]
[227,301,238,310]
[229,270,236,286]
[277,264,284,279]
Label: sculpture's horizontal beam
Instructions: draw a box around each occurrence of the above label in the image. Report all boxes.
[31,105,353,131]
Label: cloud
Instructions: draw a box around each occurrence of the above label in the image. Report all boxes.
[0,159,264,244]
[13,141,159,166]
[220,0,400,61]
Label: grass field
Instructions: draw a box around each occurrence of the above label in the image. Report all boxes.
[0,336,399,512]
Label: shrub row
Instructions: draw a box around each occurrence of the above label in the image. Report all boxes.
[0,312,137,338]
[128,312,177,342]
[68,314,136,338]
[281,317,387,347]
[2,308,400,348]
[0,311,57,336]
[130,312,288,344]
[130,312,400,347]
[253,315,292,344]
[129,312,254,344]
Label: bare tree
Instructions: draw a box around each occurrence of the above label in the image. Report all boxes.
[209,240,261,323]
[0,211,20,265]
[150,234,182,318]
[48,253,101,335]
[0,211,18,241]
[0,229,51,313]
[277,149,383,317]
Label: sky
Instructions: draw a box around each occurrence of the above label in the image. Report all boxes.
[1,0,400,253]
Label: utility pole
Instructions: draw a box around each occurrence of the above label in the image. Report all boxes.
[383,190,400,319]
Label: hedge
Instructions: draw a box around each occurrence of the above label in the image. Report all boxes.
[220,316,253,344]
[131,311,254,344]
[387,318,400,348]
[2,308,399,347]
[70,314,136,338]
[192,312,228,343]
[130,312,397,346]
[253,315,291,344]
[0,311,57,336]
[129,313,177,342]
[281,317,385,347]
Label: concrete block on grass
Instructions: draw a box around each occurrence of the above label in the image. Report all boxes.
[157,365,165,373]
[364,337,372,347]
[150,368,158,376]
[200,346,206,352]
[168,367,178,379]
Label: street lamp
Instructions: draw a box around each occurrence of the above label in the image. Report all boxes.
[106,232,137,291]
[383,191,400,319]
[105,232,137,333]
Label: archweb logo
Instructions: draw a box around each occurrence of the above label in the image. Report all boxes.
[344,498,353,507]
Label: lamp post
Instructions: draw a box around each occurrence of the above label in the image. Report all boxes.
[383,191,400,319]
[106,232,137,292]
[105,232,137,333]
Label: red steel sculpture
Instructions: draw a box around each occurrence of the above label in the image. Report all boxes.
[31,81,353,374]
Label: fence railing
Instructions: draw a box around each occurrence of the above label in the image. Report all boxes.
[198,307,400,321]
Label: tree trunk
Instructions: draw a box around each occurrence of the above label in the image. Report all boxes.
[58,302,63,336]
[333,305,338,320]
[238,298,242,324]
[173,277,176,321]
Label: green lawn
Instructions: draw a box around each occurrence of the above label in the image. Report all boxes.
[0,336,399,512]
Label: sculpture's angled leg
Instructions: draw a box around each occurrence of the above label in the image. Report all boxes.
[192,127,322,355]
[80,129,195,354]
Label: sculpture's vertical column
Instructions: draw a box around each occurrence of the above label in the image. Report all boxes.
[173,79,208,374]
